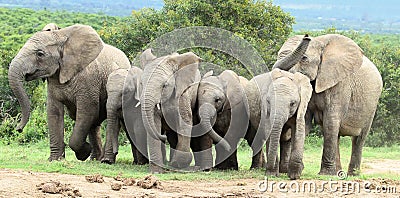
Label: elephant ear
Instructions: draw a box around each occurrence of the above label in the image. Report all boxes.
[270,68,294,81]
[203,70,213,79]
[42,23,60,31]
[140,48,157,68]
[169,52,202,98]
[293,72,312,131]
[219,70,244,112]
[168,52,202,70]
[315,34,363,93]
[58,24,103,84]
[125,67,143,101]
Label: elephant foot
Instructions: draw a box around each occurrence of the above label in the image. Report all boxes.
[74,142,92,161]
[101,154,116,164]
[347,167,360,176]
[214,164,238,170]
[288,162,304,180]
[266,169,279,177]
[90,152,103,161]
[48,152,65,162]
[170,151,192,169]
[150,163,166,174]
[133,158,149,165]
[318,167,337,176]
[214,157,239,170]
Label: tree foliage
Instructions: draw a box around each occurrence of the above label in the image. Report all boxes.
[0,8,117,142]
[100,0,295,77]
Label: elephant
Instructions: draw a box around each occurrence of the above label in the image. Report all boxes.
[8,23,130,161]
[139,49,203,173]
[245,68,312,180]
[101,67,148,165]
[139,49,232,173]
[191,70,264,170]
[273,34,383,176]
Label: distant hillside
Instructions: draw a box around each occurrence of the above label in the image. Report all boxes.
[274,0,400,33]
[0,0,163,16]
[0,0,399,33]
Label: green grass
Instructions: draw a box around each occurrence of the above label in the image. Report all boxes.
[0,136,399,181]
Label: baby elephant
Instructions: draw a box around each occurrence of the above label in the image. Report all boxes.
[191,70,265,170]
[246,68,312,180]
[102,67,148,165]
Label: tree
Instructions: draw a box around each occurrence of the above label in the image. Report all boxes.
[100,0,294,78]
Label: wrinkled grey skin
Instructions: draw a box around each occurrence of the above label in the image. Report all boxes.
[246,69,312,180]
[191,70,265,170]
[8,24,130,161]
[101,67,148,165]
[140,49,202,173]
[274,34,383,176]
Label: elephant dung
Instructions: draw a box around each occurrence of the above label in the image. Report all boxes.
[85,174,104,183]
[137,175,162,189]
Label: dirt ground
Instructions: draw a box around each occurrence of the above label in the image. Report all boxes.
[0,160,399,198]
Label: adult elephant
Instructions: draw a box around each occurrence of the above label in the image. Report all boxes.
[101,67,148,165]
[246,68,312,179]
[191,70,263,170]
[8,24,130,161]
[273,34,383,176]
[140,49,203,173]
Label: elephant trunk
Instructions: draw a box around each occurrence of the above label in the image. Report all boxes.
[8,59,32,131]
[141,89,167,142]
[266,106,287,173]
[272,34,311,70]
[195,103,231,151]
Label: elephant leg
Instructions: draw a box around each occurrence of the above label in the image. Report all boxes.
[102,112,121,164]
[124,117,149,165]
[167,131,178,163]
[215,147,238,170]
[246,126,266,169]
[122,122,149,165]
[319,112,340,175]
[192,135,213,171]
[335,136,342,171]
[265,138,280,176]
[47,95,65,161]
[69,102,99,161]
[89,126,102,161]
[348,117,373,176]
[279,139,291,173]
[148,115,165,173]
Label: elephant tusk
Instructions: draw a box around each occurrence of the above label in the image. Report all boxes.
[135,101,140,107]
[156,103,161,110]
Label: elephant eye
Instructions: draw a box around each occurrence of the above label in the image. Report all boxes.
[290,101,296,107]
[214,96,221,103]
[36,50,45,58]
[300,55,308,62]
[162,82,169,88]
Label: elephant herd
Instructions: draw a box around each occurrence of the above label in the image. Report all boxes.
[8,24,382,180]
